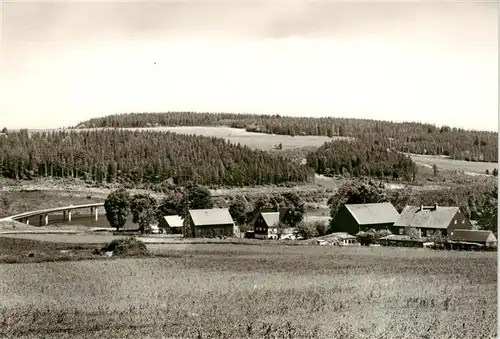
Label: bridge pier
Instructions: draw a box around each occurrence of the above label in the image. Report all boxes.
[67,210,72,222]
[90,207,99,221]
[44,214,49,226]
[25,218,29,225]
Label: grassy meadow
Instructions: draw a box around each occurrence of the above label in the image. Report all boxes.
[408,154,498,175]
[0,244,496,339]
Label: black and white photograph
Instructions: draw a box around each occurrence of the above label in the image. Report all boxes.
[0,1,498,338]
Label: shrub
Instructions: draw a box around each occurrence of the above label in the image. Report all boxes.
[313,221,328,236]
[356,231,376,246]
[375,229,392,239]
[98,237,150,257]
[297,221,318,239]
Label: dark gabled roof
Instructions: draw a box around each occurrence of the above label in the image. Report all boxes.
[394,205,459,229]
[188,208,234,226]
[450,229,497,243]
[162,215,184,228]
[344,202,399,225]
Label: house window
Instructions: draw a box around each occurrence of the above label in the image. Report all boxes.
[461,220,465,224]
[399,228,404,235]
[454,220,457,225]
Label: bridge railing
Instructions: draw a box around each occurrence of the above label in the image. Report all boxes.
[1,202,105,221]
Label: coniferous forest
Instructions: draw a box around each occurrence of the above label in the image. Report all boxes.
[0,130,314,186]
[74,112,498,162]
[306,138,418,181]
[0,111,496,189]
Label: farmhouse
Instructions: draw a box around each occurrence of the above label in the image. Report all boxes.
[330,202,400,235]
[159,215,184,234]
[450,229,497,248]
[186,208,235,238]
[393,204,472,237]
[253,208,288,240]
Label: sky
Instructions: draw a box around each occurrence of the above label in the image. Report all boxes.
[1,1,498,131]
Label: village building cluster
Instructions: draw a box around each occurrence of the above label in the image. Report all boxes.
[156,202,497,250]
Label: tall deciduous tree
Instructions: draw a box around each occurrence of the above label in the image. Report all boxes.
[104,188,131,231]
[130,193,157,233]
[477,185,498,234]
[156,188,185,222]
[281,192,305,227]
[229,195,249,226]
[184,182,213,212]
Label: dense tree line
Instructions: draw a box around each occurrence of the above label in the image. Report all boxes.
[74,112,498,162]
[306,138,418,181]
[0,129,313,186]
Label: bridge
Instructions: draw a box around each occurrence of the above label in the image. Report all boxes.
[0,202,105,226]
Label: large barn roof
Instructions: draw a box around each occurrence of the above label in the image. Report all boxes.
[394,205,459,229]
[188,208,234,226]
[344,202,399,225]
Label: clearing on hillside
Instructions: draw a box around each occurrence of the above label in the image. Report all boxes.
[408,154,497,175]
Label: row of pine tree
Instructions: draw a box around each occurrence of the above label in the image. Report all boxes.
[0,129,313,186]
[75,112,498,162]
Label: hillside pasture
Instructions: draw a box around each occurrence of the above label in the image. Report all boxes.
[0,244,496,338]
[409,154,498,175]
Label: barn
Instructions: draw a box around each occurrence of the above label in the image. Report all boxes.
[330,202,400,235]
[159,215,184,234]
[393,205,472,237]
[186,208,235,238]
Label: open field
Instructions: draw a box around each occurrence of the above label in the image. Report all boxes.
[408,154,498,175]
[0,235,101,264]
[0,243,496,338]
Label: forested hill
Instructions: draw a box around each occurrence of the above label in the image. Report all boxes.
[0,130,313,187]
[74,112,498,162]
[307,137,418,181]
